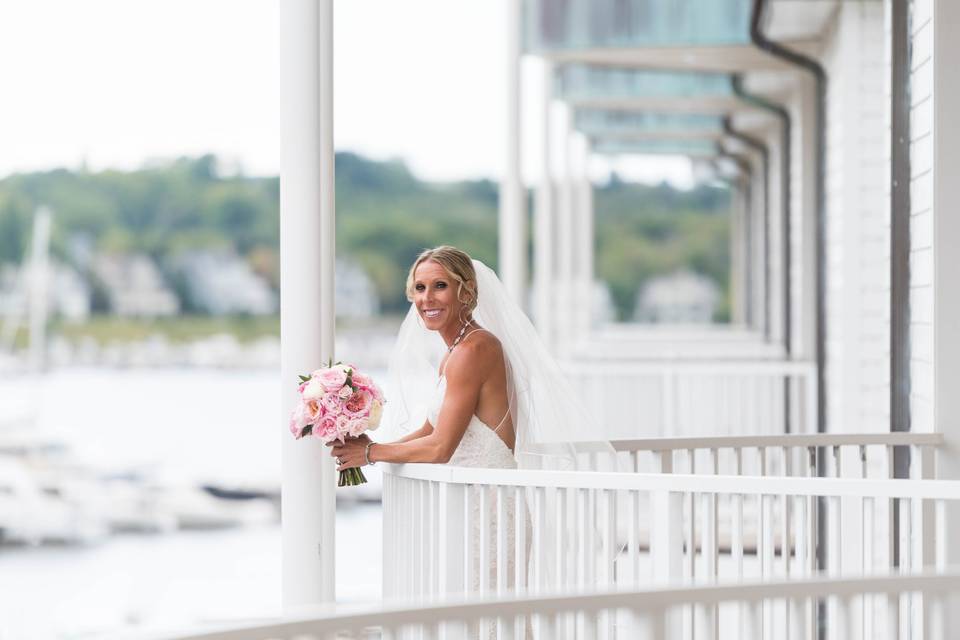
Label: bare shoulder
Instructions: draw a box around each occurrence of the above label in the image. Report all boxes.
[444,330,503,383]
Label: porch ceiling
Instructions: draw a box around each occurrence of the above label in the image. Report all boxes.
[566,95,754,114]
[591,137,720,159]
[540,42,818,72]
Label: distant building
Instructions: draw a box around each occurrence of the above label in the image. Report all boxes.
[173,251,276,316]
[633,270,720,324]
[92,254,180,318]
[50,263,91,322]
[335,259,380,319]
[0,262,92,322]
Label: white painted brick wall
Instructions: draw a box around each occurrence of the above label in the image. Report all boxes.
[821,2,890,434]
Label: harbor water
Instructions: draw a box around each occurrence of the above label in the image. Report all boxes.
[0,367,382,640]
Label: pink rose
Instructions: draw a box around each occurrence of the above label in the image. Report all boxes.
[334,414,351,442]
[321,393,341,415]
[313,367,347,391]
[351,371,372,388]
[344,389,372,417]
[337,385,353,400]
[347,418,367,438]
[306,399,325,422]
[315,415,338,443]
[289,402,310,438]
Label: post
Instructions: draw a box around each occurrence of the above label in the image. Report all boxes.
[651,451,683,639]
[928,4,960,632]
[577,135,594,338]
[279,0,337,608]
[556,105,575,352]
[499,0,527,309]
[534,60,555,350]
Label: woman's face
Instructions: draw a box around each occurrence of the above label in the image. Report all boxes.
[413,260,466,332]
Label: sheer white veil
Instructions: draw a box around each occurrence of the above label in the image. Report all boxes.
[382,258,612,469]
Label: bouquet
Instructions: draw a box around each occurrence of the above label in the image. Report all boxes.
[289,361,385,486]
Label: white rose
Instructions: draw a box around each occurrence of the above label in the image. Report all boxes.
[302,378,326,401]
[367,400,383,430]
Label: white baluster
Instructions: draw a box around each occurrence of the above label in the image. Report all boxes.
[479,487,490,640]
[599,489,616,639]
[514,486,527,639]
[438,482,467,640]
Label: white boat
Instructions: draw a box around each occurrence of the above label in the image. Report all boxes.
[0,457,108,545]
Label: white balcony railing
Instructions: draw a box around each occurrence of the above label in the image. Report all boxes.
[560,360,817,439]
[163,570,960,639]
[381,432,951,638]
[543,432,943,479]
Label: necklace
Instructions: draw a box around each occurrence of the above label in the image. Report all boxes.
[448,320,472,352]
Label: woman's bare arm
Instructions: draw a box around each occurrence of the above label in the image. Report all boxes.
[330,340,491,468]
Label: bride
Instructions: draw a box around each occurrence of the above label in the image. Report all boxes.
[329,245,604,603]
[329,246,517,471]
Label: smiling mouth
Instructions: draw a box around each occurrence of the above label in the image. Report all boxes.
[423,309,443,319]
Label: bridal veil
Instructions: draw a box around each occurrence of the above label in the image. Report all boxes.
[383,258,613,468]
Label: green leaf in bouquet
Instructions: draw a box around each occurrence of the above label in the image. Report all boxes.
[301,424,313,437]
[298,374,311,383]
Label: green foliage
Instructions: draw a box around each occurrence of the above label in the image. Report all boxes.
[594,180,730,319]
[0,155,731,321]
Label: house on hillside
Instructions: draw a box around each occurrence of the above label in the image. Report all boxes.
[172,250,275,316]
[633,270,720,324]
[92,254,180,318]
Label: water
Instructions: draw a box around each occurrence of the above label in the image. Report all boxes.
[0,367,382,640]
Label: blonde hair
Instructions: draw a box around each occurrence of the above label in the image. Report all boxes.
[405,246,478,314]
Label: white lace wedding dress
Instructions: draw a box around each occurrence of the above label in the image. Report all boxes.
[427,371,523,599]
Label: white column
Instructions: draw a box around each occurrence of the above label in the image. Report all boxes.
[931,0,960,582]
[792,74,818,363]
[766,129,785,345]
[498,0,526,308]
[556,105,576,351]
[576,136,594,338]
[751,153,766,335]
[729,182,745,326]
[534,60,555,350]
[279,0,336,609]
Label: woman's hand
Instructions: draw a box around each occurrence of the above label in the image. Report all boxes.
[327,434,372,471]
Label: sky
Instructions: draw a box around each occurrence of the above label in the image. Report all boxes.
[0,0,693,186]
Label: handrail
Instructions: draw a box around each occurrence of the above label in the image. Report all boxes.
[158,570,960,640]
[381,463,960,500]
[561,359,815,374]
[531,431,945,454]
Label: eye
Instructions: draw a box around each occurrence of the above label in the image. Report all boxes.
[435,281,447,289]
[415,283,425,292]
